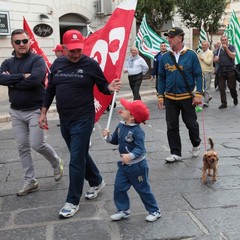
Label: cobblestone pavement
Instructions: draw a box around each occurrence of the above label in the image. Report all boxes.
[1,80,240,240]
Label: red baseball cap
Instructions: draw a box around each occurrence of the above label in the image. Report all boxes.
[120,98,150,124]
[52,44,63,52]
[62,29,84,50]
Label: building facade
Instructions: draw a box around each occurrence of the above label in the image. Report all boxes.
[0,0,239,100]
[0,0,136,100]
[0,0,131,64]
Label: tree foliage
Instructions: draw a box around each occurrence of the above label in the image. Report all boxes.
[135,0,176,35]
[176,0,227,33]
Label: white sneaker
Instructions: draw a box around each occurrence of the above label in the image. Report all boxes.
[110,210,131,221]
[165,154,182,162]
[192,146,200,157]
[85,180,105,200]
[145,211,162,222]
[59,202,79,218]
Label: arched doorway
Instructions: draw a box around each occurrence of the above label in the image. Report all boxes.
[59,13,88,42]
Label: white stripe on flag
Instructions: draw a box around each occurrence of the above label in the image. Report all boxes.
[196,21,208,53]
[135,14,169,59]
[224,10,240,64]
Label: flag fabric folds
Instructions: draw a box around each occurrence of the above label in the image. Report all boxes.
[196,21,208,53]
[23,0,137,123]
[135,14,169,59]
[23,17,51,70]
[23,17,51,87]
[224,10,240,64]
[83,0,137,122]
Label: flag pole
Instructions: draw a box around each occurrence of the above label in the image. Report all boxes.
[104,91,117,139]
[45,62,51,74]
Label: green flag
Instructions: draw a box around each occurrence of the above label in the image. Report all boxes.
[224,10,240,64]
[196,21,208,53]
[135,14,169,59]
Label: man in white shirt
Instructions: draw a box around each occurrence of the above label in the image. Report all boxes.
[124,47,149,100]
[198,40,213,108]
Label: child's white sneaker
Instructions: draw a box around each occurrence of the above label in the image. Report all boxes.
[145,211,161,222]
[110,210,130,221]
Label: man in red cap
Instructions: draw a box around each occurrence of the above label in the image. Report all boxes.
[52,44,64,58]
[103,98,161,222]
[39,29,121,218]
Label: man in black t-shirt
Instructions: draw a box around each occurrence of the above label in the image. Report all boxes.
[213,35,238,109]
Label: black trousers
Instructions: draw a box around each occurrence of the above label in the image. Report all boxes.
[218,70,238,105]
[128,73,143,100]
[165,98,201,156]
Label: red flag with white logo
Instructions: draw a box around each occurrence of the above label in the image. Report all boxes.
[83,0,137,122]
[23,17,51,68]
[23,17,51,80]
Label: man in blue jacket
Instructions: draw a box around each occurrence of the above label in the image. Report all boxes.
[157,27,204,163]
[0,29,63,195]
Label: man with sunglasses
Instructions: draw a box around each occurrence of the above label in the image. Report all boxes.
[157,27,204,163]
[0,29,63,196]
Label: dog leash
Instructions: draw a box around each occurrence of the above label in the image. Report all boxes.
[199,105,207,151]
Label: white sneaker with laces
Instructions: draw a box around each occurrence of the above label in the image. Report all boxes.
[110,210,131,221]
[145,211,162,222]
[59,202,79,218]
[85,180,105,200]
[165,154,182,162]
[192,146,200,157]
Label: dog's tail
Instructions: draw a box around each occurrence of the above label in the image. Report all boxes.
[208,137,214,149]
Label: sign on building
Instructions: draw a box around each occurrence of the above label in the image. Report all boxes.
[0,11,10,35]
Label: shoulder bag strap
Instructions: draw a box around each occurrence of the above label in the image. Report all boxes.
[170,53,193,95]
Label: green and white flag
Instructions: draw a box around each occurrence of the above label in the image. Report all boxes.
[135,14,169,59]
[224,10,240,64]
[196,21,208,53]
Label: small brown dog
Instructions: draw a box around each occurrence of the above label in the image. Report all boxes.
[202,137,219,184]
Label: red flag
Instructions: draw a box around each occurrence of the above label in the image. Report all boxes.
[23,17,51,87]
[23,17,51,70]
[83,0,137,122]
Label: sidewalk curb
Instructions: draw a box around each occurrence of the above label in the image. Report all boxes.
[0,90,156,123]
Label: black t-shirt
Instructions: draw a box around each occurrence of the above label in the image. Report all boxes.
[215,44,235,67]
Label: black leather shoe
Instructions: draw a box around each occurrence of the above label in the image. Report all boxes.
[233,98,238,105]
[219,104,227,109]
[203,103,208,108]
[208,97,212,103]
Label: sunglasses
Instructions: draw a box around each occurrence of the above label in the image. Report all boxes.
[14,39,29,45]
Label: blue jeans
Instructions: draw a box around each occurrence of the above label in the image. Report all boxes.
[114,160,160,213]
[60,117,102,205]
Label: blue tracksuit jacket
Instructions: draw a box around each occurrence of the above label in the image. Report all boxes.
[157,48,204,101]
